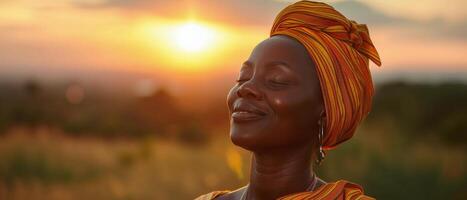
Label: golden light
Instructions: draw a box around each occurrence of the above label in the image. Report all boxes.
[173,22,215,52]
[137,19,226,71]
[136,19,262,73]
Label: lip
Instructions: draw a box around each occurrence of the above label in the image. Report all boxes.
[231,102,267,122]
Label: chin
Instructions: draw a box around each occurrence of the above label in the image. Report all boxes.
[230,130,252,151]
[229,128,263,151]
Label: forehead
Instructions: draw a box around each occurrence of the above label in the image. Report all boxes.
[247,35,315,71]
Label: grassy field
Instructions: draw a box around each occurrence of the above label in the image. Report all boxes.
[0,126,250,200]
[0,125,465,200]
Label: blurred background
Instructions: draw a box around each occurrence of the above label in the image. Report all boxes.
[0,0,466,199]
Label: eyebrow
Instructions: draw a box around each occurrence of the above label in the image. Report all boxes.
[242,61,292,69]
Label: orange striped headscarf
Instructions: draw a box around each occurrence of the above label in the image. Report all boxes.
[270,1,381,150]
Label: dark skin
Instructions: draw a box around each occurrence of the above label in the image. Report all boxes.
[220,35,327,200]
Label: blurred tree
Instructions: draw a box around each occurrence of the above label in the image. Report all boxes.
[134,87,184,137]
[368,81,467,147]
[23,79,41,98]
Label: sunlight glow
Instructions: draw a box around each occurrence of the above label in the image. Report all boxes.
[173,22,215,52]
[137,19,262,73]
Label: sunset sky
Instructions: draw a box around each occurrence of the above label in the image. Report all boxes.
[1,0,466,95]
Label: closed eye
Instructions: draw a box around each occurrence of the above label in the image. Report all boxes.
[267,80,290,89]
[269,80,289,85]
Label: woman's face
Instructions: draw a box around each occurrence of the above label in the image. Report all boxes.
[227,35,324,152]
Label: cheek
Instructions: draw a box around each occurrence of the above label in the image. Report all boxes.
[264,93,316,146]
[273,98,284,106]
[269,92,318,128]
[270,93,311,114]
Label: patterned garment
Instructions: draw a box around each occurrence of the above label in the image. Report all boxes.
[270,0,382,150]
[195,180,374,200]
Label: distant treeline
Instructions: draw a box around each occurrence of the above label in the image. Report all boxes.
[0,80,209,145]
[367,81,467,147]
[0,80,466,147]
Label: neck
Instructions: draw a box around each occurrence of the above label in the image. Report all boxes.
[246,145,314,200]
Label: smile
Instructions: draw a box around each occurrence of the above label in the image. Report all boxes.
[231,111,266,122]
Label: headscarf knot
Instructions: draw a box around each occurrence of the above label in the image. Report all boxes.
[348,20,363,49]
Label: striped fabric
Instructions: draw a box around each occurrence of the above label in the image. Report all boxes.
[270,0,382,150]
[195,191,231,200]
[195,180,374,200]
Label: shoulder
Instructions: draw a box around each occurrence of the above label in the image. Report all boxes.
[194,191,230,200]
[331,180,375,200]
[194,186,247,200]
[278,180,374,200]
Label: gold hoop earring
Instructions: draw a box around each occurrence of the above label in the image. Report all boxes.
[315,120,326,165]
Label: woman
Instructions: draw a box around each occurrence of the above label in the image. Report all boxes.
[196,1,381,199]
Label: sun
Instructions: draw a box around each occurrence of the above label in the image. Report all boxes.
[137,19,227,71]
[173,22,215,52]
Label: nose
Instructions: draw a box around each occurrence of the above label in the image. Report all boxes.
[236,79,263,100]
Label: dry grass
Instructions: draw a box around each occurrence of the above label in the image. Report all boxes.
[0,126,466,199]
[0,127,249,200]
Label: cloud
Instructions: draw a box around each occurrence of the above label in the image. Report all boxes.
[0,0,465,85]
[331,0,466,40]
[332,0,409,25]
[72,0,466,40]
[74,0,289,26]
